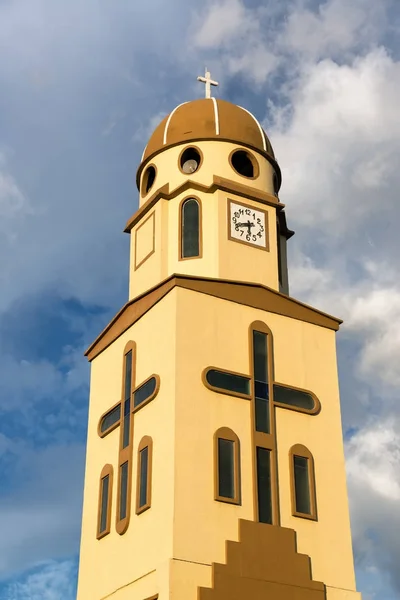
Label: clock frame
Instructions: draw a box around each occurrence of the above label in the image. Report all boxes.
[227,199,269,251]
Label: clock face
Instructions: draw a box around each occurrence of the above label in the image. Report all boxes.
[228,200,268,249]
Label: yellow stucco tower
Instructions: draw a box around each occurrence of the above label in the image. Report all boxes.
[77,82,362,600]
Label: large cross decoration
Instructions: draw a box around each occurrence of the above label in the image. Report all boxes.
[98,341,160,535]
[203,321,320,525]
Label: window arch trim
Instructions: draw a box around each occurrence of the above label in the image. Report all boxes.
[289,444,317,521]
[97,464,113,539]
[179,196,202,260]
[214,427,241,505]
[136,435,153,514]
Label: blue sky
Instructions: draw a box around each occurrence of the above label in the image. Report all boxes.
[0,0,399,598]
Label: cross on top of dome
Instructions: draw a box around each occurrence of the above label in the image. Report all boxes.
[197,68,219,99]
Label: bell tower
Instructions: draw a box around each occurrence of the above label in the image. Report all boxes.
[76,76,362,600]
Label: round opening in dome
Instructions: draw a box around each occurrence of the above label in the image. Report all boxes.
[179,147,202,175]
[141,165,156,196]
[229,149,258,179]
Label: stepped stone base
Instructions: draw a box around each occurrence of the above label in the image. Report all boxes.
[199,519,326,600]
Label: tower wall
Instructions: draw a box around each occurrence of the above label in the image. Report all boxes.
[77,291,178,600]
[129,140,280,300]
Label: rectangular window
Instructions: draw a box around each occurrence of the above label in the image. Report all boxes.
[99,475,109,534]
[253,331,270,433]
[119,461,129,520]
[139,447,149,508]
[122,401,130,448]
[218,438,235,499]
[256,447,272,524]
[122,351,132,448]
[294,455,311,514]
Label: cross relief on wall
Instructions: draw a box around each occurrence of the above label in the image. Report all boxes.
[97,341,160,535]
[202,320,321,525]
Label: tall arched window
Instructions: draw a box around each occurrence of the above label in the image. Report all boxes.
[289,444,317,520]
[214,427,241,505]
[136,436,153,514]
[97,464,113,539]
[180,198,201,259]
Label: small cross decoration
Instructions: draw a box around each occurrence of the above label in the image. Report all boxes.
[197,68,219,99]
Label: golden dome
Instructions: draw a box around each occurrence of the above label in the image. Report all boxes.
[137,98,280,188]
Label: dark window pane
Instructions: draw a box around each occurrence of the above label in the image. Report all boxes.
[182,199,200,258]
[255,380,269,399]
[99,475,109,533]
[122,404,130,449]
[119,462,128,520]
[206,370,250,396]
[139,447,149,508]
[101,405,121,433]
[124,351,132,401]
[218,438,235,499]
[294,456,311,514]
[255,397,269,433]
[273,384,315,411]
[253,331,268,383]
[231,150,254,178]
[253,332,270,432]
[134,377,157,408]
[256,447,272,524]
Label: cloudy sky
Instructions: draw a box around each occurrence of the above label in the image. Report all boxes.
[0,0,399,598]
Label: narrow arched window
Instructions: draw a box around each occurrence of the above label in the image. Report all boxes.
[214,427,241,504]
[136,436,153,514]
[289,444,317,520]
[277,218,283,291]
[180,198,201,259]
[97,464,113,539]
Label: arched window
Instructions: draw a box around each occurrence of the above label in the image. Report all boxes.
[276,218,283,290]
[97,464,113,539]
[214,427,241,504]
[136,436,153,514]
[289,444,317,520]
[180,198,201,259]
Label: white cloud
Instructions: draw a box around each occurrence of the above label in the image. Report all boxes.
[270,48,400,229]
[290,253,400,393]
[4,560,77,600]
[281,0,388,59]
[0,152,31,226]
[346,419,400,591]
[192,0,259,49]
[190,0,280,84]
[347,420,400,501]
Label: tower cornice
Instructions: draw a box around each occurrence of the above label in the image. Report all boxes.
[125,175,284,234]
[85,274,342,362]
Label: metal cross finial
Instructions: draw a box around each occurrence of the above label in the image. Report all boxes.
[197,68,219,99]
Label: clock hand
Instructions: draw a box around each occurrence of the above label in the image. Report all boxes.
[236,221,255,228]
